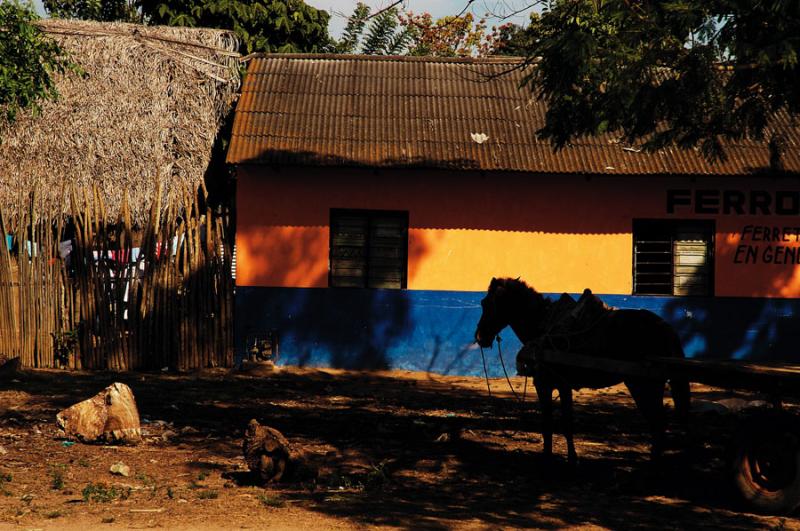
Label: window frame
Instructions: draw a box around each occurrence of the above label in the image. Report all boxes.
[329,208,409,289]
[632,218,715,297]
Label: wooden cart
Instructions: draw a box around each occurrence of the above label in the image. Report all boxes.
[521,349,800,514]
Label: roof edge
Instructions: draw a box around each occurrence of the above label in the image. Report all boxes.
[245,53,526,65]
[232,160,800,178]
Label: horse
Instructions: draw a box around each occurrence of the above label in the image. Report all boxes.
[475,277,690,464]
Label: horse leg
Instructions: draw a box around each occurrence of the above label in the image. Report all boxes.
[625,379,666,460]
[560,385,577,465]
[535,379,553,460]
[669,377,691,428]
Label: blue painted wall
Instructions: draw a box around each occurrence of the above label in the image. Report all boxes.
[235,287,800,377]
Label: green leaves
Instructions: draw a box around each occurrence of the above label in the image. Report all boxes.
[361,6,405,55]
[521,0,800,164]
[336,2,369,54]
[43,0,140,22]
[335,3,410,56]
[138,0,332,54]
[45,0,332,54]
[0,2,75,127]
[336,5,501,58]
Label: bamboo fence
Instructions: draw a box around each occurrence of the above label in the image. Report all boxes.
[0,186,234,370]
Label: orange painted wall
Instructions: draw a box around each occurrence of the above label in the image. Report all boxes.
[716,218,800,298]
[407,229,631,294]
[235,165,800,298]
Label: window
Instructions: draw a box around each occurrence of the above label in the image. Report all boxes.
[633,219,714,296]
[329,209,408,289]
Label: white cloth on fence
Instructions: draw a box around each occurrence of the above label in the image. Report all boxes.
[59,240,73,260]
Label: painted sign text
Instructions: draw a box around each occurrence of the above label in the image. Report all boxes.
[734,225,800,264]
[668,189,800,215]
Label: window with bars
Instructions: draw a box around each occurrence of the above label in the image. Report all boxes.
[329,209,408,289]
[633,219,714,296]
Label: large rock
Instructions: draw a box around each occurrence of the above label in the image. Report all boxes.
[243,419,317,483]
[56,382,141,444]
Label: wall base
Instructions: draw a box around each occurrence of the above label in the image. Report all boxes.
[235,287,800,376]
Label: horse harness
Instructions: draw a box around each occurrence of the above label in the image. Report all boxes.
[517,289,614,387]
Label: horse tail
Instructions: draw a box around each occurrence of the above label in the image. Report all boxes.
[666,328,691,426]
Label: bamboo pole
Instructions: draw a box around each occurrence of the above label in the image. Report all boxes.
[4,182,234,371]
[0,208,17,361]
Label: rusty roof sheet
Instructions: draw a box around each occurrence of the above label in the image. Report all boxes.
[227,54,800,175]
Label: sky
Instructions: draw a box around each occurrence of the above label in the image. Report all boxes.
[32,0,536,37]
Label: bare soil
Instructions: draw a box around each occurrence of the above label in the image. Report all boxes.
[0,365,798,530]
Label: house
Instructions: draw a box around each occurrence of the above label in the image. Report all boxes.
[227,54,800,375]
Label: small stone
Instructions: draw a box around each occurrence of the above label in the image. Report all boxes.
[162,430,177,441]
[0,446,7,455]
[110,462,130,477]
[179,426,199,435]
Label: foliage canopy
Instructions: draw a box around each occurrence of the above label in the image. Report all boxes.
[334,3,410,55]
[139,0,331,54]
[44,0,332,54]
[521,0,800,164]
[0,2,73,126]
[335,2,506,57]
[43,0,139,22]
[402,11,494,57]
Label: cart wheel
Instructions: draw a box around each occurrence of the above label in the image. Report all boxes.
[731,413,800,514]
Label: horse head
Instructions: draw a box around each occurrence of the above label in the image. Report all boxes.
[475,277,515,347]
[475,277,546,347]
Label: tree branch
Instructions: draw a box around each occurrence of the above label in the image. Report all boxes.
[367,0,405,21]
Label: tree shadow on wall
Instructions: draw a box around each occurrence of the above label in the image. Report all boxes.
[236,222,429,371]
[662,240,800,362]
[287,288,412,371]
[662,296,800,362]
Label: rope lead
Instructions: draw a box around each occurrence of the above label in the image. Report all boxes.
[496,335,521,402]
[479,345,492,397]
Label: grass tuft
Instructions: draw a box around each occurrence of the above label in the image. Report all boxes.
[0,473,12,496]
[82,483,130,503]
[259,493,286,508]
[50,464,67,490]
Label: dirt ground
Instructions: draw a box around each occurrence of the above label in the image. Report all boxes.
[0,365,798,530]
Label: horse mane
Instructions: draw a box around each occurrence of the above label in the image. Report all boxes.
[490,277,547,306]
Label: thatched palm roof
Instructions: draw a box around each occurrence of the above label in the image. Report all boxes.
[0,19,240,223]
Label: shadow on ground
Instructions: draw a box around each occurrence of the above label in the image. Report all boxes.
[0,368,794,530]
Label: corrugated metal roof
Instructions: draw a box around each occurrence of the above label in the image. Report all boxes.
[227,54,800,175]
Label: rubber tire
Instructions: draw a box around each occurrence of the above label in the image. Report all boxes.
[730,412,800,515]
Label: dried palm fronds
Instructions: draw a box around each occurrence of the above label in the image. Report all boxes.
[0,19,240,224]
